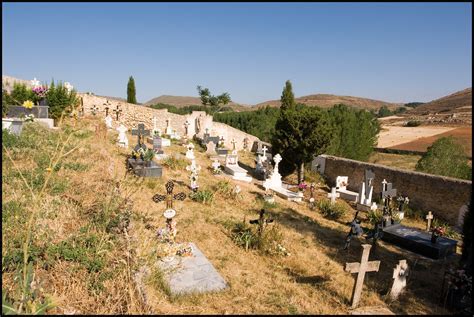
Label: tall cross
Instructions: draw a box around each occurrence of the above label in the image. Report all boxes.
[152,180,186,210]
[103,100,110,116]
[425,212,433,232]
[184,121,190,135]
[345,244,380,309]
[90,105,99,116]
[327,187,340,204]
[131,123,150,146]
[113,104,122,121]
[231,138,237,151]
[249,209,274,237]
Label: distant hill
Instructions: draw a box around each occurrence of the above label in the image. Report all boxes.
[407,88,472,115]
[253,94,402,110]
[144,95,250,111]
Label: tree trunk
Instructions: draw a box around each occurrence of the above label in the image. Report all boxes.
[297,162,305,184]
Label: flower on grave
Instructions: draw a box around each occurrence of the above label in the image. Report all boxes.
[22,100,34,109]
[32,85,48,99]
[432,226,445,237]
[298,182,307,191]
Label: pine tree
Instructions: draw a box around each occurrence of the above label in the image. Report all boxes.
[127,76,137,104]
[272,81,332,183]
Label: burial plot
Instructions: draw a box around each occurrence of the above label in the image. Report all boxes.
[224,153,252,183]
[152,181,228,295]
[262,154,302,202]
[336,176,359,202]
[381,224,457,259]
[356,170,375,212]
[127,123,163,178]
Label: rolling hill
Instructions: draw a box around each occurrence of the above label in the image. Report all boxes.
[144,95,250,111]
[407,88,472,115]
[252,93,403,110]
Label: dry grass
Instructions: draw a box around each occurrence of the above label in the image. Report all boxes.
[2,117,459,314]
[368,152,422,171]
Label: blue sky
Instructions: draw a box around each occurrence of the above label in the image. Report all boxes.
[2,2,472,105]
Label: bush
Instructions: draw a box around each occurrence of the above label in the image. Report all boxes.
[404,120,421,127]
[46,81,78,120]
[367,208,383,225]
[189,189,214,205]
[215,180,234,198]
[318,198,347,220]
[416,137,471,180]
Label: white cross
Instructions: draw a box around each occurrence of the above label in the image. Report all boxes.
[212,159,220,170]
[327,187,340,204]
[426,212,433,231]
[273,153,282,174]
[64,82,73,92]
[389,259,409,300]
[31,78,40,88]
[262,145,268,157]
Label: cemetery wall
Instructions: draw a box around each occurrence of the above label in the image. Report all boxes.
[312,155,472,226]
[79,94,260,151]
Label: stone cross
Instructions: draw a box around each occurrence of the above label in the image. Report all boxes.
[273,153,282,175]
[425,212,433,232]
[113,104,122,121]
[186,160,201,191]
[262,145,268,158]
[152,180,186,210]
[131,123,150,146]
[327,187,340,204]
[249,209,274,237]
[345,244,380,309]
[388,259,409,300]
[231,138,237,151]
[90,105,99,116]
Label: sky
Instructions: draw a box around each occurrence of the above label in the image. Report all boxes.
[2,2,472,105]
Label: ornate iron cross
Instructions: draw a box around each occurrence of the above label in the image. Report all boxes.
[152,180,186,209]
[113,104,122,121]
[131,123,150,146]
[90,105,99,116]
[250,209,274,236]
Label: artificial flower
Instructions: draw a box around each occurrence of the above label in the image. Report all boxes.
[23,100,34,109]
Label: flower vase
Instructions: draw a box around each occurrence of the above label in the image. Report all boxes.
[39,98,48,106]
[431,233,438,244]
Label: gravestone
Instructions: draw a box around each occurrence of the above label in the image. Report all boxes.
[116,124,129,148]
[357,169,375,212]
[250,209,274,238]
[152,135,164,155]
[185,142,195,160]
[388,259,409,300]
[381,179,397,200]
[113,104,122,121]
[224,153,252,182]
[206,141,217,155]
[262,154,302,202]
[186,160,201,191]
[309,183,316,210]
[7,105,50,119]
[381,224,457,259]
[105,115,113,129]
[165,118,173,136]
[211,159,221,175]
[336,176,359,202]
[128,123,162,177]
[344,211,364,250]
[345,244,380,309]
[328,187,340,205]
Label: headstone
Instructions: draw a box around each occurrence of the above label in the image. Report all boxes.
[165,118,173,136]
[262,154,301,202]
[185,142,195,160]
[345,244,380,309]
[344,211,364,250]
[230,138,237,154]
[243,137,249,152]
[211,159,221,174]
[131,123,151,148]
[186,160,201,191]
[249,209,274,238]
[425,212,433,232]
[116,124,129,148]
[153,135,164,154]
[105,115,113,129]
[113,104,122,121]
[357,169,375,211]
[206,141,216,155]
[388,260,409,300]
[224,153,252,182]
[327,187,340,205]
[381,179,397,200]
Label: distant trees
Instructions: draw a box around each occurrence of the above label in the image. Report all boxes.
[415,136,471,180]
[149,103,233,115]
[272,80,332,183]
[127,76,137,104]
[197,86,231,113]
[404,102,425,108]
[376,105,407,118]
[325,104,380,161]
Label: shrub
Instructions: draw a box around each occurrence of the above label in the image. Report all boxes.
[189,189,214,205]
[404,120,421,127]
[416,137,471,180]
[367,208,383,225]
[215,180,234,198]
[161,155,187,170]
[46,81,78,121]
[318,198,347,220]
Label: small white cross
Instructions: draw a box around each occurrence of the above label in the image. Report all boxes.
[426,212,433,231]
[31,78,40,88]
[262,145,268,157]
[64,82,73,92]
[327,187,340,204]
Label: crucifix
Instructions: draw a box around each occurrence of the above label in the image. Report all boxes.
[262,145,268,158]
[131,123,150,148]
[425,211,433,232]
[219,136,225,148]
[345,244,381,309]
[231,138,237,152]
[113,104,122,121]
[103,100,111,116]
[249,209,274,238]
[152,181,187,242]
[184,121,190,136]
[90,105,99,116]
[327,187,340,205]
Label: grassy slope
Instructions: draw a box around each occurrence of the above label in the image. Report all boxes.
[2,117,458,314]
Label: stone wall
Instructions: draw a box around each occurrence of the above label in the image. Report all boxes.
[79,93,260,151]
[312,155,472,226]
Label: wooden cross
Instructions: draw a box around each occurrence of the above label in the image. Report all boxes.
[327,187,340,204]
[131,123,150,146]
[113,104,122,121]
[152,180,186,210]
[249,209,274,237]
[344,211,363,250]
[345,244,380,309]
[425,212,433,232]
[90,105,99,116]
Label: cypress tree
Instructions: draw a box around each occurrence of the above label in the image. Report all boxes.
[127,76,137,104]
[280,80,296,110]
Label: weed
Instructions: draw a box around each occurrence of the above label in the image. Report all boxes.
[318,199,347,220]
[190,189,214,205]
[161,155,187,170]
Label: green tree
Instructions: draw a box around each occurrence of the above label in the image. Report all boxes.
[46,81,78,121]
[415,137,471,180]
[6,83,36,106]
[272,81,332,183]
[127,76,137,104]
[377,105,392,118]
[197,86,231,113]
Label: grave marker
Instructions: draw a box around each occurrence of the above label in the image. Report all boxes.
[250,209,274,237]
[425,212,433,232]
[345,244,380,309]
[113,104,122,121]
[328,187,340,204]
[388,259,409,300]
[131,123,151,148]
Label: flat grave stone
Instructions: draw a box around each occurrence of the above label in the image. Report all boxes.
[127,158,163,178]
[7,105,49,118]
[381,224,457,259]
[157,243,228,295]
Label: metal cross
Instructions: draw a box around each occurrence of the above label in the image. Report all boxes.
[152,180,187,209]
[103,100,111,116]
[113,104,122,121]
[249,209,274,237]
[345,244,380,308]
[131,123,150,146]
[344,211,363,250]
[90,105,99,116]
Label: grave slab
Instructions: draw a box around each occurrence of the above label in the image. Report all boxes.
[381,224,457,259]
[157,243,228,295]
[127,158,163,178]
